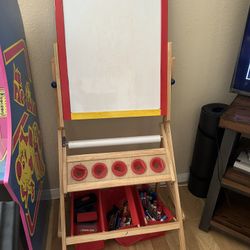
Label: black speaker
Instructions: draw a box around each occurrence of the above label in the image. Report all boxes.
[188,103,228,198]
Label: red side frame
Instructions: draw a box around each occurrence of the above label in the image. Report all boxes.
[160,0,168,115]
[55,0,71,120]
[55,0,168,120]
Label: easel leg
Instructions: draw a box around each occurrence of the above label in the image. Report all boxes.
[164,122,186,250]
[58,129,67,250]
[168,182,186,250]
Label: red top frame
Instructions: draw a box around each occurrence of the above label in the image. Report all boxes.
[55,0,168,120]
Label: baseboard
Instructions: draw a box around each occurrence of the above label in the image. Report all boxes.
[41,188,60,200]
[177,172,189,183]
[41,172,190,200]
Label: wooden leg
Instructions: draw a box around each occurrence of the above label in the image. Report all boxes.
[173,183,186,250]
[167,182,186,250]
[164,122,186,250]
[165,183,185,222]
[58,129,67,250]
[199,129,238,231]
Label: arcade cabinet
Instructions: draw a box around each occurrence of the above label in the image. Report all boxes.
[0,0,48,249]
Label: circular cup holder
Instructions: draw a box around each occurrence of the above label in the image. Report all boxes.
[131,159,147,175]
[92,163,108,179]
[112,161,128,177]
[71,164,88,181]
[150,157,165,173]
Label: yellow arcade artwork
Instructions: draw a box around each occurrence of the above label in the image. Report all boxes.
[15,123,45,209]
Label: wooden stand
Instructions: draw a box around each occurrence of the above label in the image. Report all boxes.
[200,95,250,244]
[52,43,186,250]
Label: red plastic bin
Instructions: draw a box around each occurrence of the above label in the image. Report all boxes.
[99,186,142,246]
[70,190,105,250]
[126,185,175,244]
[133,185,174,226]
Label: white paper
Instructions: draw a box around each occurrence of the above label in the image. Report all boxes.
[63,0,161,113]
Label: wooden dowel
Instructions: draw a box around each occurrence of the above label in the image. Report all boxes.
[67,135,161,149]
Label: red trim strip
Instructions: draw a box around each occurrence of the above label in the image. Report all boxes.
[3,40,32,81]
[160,0,168,115]
[4,41,24,62]
[55,0,71,120]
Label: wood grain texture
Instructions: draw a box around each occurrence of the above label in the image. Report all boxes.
[213,190,250,243]
[166,42,172,121]
[53,44,64,129]
[161,124,175,181]
[163,122,186,249]
[219,95,250,134]
[211,221,250,244]
[66,222,180,245]
[221,178,250,198]
[57,129,67,250]
[67,148,166,163]
[67,174,172,192]
[225,167,250,185]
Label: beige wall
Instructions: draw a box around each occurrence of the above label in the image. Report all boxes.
[18,0,57,189]
[18,0,249,189]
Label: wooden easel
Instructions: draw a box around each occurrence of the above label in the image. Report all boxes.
[52,42,186,250]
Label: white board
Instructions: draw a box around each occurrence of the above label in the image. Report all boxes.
[63,0,161,113]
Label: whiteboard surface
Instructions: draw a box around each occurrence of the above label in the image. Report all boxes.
[63,0,161,113]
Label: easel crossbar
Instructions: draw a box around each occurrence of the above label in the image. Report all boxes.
[67,148,165,163]
[66,222,180,245]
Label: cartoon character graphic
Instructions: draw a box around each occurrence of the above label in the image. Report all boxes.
[25,81,37,115]
[15,126,35,209]
[32,122,45,181]
[13,64,25,106]
[15,122,45,209]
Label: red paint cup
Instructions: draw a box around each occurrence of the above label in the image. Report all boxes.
[71,164,88,181]
[131,159,147,175]
[92,163,108,179]
[150,157,166,173]
[112,161,128,177]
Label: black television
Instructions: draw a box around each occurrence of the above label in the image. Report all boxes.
[231,7,250,97]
